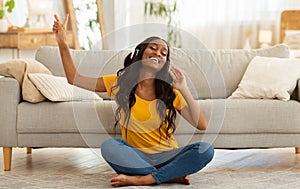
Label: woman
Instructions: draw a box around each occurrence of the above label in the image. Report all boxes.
[53,14,214,187]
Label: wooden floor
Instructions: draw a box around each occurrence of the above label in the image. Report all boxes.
[1,147,300,175]
[0,147,106,175]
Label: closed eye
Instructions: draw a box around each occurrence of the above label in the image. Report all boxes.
[150,45,157,50]
[148,43,168,56]
[161,51,167,56]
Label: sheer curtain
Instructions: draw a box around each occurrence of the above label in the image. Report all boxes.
[112,0,300,49]
[178,0,300,49]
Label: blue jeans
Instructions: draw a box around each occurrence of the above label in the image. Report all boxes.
[100,138,214,184]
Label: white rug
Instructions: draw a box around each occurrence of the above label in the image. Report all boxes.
[1,168,300,188]
[1,148,300,188]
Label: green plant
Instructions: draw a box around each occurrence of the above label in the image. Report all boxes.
[144,0,181,47]
[0,9,4,19]
[0,0,15,19]
[74,0,101,50]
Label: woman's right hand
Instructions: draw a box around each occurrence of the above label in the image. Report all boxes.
[52,14,69,45]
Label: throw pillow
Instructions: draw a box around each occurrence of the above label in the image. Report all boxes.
[28,73,103,101]
[284,30,300,49]
[228,56,300,101]
[0,59,52,103]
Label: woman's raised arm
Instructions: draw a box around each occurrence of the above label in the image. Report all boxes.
[52,14,106,92]
[169,66,207,130]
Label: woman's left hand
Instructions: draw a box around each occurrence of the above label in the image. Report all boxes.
[169,66,187,91]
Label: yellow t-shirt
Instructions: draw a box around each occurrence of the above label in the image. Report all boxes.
[103,74,187,154]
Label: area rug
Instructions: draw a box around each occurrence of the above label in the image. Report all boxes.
[1,168,300,189]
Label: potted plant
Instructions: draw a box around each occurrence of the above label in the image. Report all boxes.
[0,0,15,32]
[144,0,181,47]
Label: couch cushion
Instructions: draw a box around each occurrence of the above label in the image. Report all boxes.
[189,99,300,134]
[170,44,290,99]
[18,99,300,135]
[35,46,129,77]
[17,101,119,134]
[35,45,290,99]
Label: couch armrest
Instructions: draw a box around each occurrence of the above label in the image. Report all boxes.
[0,77,21,146]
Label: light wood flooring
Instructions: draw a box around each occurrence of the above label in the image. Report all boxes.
[0,147,106,175]
[1,147,300,175]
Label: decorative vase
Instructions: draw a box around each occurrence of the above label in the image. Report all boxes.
[0,19,9,32]
[243,27,252,50]
[243,37,251,50]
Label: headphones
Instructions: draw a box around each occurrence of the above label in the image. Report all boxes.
[130,48,139,59]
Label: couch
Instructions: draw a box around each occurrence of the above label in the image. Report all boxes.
[1,44,300,171]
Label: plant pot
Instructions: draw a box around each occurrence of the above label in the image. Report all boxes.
[0,19,9,32]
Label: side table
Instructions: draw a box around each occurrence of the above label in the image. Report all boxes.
[0,29,76,58]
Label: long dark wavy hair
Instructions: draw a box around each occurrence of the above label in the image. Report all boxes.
[112,36,177,139]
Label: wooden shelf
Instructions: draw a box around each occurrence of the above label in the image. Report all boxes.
[8,27,52,33]
[0,31,75,58]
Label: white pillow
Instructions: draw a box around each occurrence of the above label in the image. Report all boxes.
[228,56,300,101]
[28,73,102,102]
[284,30,300,49]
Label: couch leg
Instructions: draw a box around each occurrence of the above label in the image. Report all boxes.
[26,147,32,154]
[295,147,300,154]
[3,147,12,171]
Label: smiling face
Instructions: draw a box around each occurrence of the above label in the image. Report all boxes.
[141,39,169,72]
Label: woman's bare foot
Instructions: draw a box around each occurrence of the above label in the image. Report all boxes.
[165,175,191,185]
[110,174,156,187]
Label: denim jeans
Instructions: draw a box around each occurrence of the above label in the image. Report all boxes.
[100,138,214,184]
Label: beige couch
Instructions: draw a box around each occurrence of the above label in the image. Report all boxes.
[1,44,300,171]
